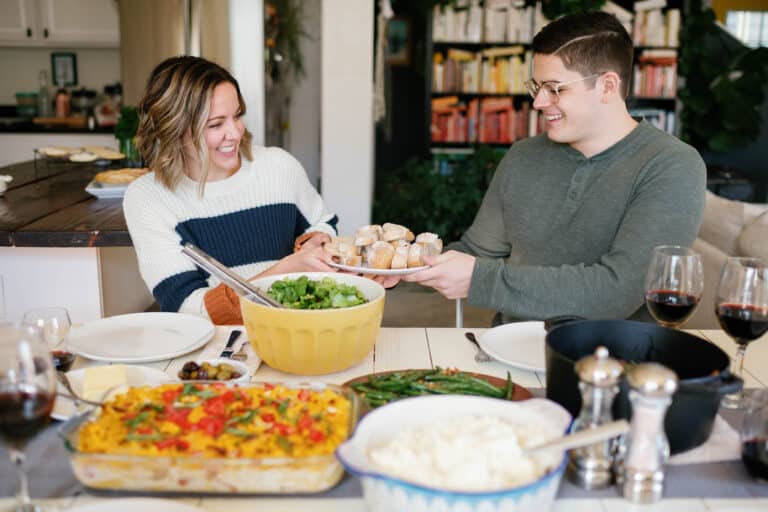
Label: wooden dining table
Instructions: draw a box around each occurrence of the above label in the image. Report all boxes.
[1,327,767,511]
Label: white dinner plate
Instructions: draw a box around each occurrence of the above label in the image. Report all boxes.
[478,321,547,372]
[85,179,128,199]
[67,498,204,512]
[66,312,214,363]
[52,365,172,421]
[328,261,429,275]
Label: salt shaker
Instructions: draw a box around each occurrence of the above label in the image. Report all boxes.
[617,362,678,503]
[567,346,624,489]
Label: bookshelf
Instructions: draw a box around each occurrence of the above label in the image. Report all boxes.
[426,0,683,153]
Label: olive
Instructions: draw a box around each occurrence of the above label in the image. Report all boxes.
[182,361,199,372]
[197,369,207,380]
[218,370,231,380]
[178,370,189,379]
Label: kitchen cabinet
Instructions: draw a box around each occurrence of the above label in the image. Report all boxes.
[0,0,119,47]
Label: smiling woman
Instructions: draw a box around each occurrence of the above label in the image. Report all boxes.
[123,56,339,325]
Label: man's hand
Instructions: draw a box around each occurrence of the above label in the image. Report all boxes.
[403,250,475,299]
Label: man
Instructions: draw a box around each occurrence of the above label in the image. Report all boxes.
[404,11,706,323]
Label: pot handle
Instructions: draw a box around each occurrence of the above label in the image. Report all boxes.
[679,373,743,396]
[544,315,587,333]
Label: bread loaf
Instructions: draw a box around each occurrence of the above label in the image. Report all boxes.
[365,241,395,269]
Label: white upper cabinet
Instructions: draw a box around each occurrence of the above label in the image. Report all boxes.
[0,0,119,47]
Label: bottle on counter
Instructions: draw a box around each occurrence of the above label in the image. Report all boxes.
[37,70,52,118]
[54,87,70,118]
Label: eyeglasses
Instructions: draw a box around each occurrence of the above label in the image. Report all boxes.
[524,73,602,102]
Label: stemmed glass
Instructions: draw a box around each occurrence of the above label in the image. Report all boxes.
[21,308,75,372]
[0,323,57,512]
[715,257,768,409]
[741,389,768,479]
[644,245,704,328]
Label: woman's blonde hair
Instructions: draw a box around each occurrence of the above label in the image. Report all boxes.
[136,56,253,192]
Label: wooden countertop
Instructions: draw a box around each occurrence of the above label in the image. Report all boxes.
[0,159,131,247]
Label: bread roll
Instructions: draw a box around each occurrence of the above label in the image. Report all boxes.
[407,243,425,268]
[391,244,409,269]
[324,236,357,262]
[365,241,395,269]
[342,254,363,267]
[355,224,382,247]
[415,232,443,255]
[94,168,149,184]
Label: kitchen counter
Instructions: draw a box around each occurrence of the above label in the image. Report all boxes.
[0,121,114,134]
[0,159,130,247]
[0,159,152,323]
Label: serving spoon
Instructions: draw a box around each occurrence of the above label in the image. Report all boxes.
[181,243,282,308]
[526,419,630,456]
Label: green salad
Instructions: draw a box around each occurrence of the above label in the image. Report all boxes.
[267,276,368,309]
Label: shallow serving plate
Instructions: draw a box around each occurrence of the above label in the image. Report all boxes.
[327,261,428,276]
[59,381,360,494]
[84,179,129,199]
[66,313,214,363]
[478,321,547,372]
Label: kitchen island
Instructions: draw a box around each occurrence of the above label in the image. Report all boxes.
[0,159,152,322]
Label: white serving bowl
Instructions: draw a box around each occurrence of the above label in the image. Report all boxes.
[336,395,571,512]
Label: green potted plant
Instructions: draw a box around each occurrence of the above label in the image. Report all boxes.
[114,106,141,167]
[678,7,768,153]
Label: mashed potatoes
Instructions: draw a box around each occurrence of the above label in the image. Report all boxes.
[368,415,560,491]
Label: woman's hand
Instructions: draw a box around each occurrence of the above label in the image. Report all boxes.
[271,244,337,274]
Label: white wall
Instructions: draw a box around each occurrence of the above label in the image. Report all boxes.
[0,47,120,104]
[288,0,321,187]
[229,0,264,146]
[321,0,374,235]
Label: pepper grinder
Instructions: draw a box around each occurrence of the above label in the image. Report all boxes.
[617,362,678,503]
[567,346,624,489]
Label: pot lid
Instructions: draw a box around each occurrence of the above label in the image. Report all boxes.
[574,346,623,386]
[627,363,678,396]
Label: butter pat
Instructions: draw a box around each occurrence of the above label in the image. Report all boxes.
[82,365,128,401]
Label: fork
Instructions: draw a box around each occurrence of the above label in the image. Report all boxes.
[465,332,493,363]
[230,340,249,362]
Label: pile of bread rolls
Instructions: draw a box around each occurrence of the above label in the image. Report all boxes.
[324,223,442,270]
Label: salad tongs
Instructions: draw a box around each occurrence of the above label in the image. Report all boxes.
[181,242,282,308]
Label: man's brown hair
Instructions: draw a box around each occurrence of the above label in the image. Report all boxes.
[532,11,634,98]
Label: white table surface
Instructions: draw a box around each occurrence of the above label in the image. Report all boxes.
[2,327,767,512]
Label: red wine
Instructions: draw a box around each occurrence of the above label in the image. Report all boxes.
[716,304,768,345]
[645,290,699,325]
[742,438,768,479]
[51,350,75,372]
[0,388,54,446]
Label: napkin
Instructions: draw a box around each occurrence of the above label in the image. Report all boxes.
[198,327,262,377]
[668,415,740,465]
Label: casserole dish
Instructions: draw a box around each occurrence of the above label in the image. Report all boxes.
[544,317,742,454]
[59,381,360,494]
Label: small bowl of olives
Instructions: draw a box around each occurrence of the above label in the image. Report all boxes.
[177,358,250,383]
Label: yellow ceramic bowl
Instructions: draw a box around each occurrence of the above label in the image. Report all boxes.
[242,272,386,375]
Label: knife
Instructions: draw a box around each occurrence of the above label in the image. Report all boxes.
[220,329,242,358]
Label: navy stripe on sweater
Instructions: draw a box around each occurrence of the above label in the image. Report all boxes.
[153,203,315,311]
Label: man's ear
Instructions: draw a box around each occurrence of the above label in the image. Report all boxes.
[600,71,621,102]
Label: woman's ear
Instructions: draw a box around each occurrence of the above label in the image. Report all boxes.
[600,71,621,102]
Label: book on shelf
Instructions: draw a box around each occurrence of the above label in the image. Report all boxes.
[433,47,530,95]
[633,50,677,98]
[630,108,675,134]
[432,1,537,44]
[632,4,681,48]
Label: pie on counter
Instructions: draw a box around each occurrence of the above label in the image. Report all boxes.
[93,168,149,185]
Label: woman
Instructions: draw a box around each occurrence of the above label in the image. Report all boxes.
[124,56,337,325]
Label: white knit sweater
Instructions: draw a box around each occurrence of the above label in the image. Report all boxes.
[123,145,338,317]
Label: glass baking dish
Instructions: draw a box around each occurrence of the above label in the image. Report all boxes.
[58,381,360,494]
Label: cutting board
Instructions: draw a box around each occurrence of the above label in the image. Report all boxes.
[33,116,86,128]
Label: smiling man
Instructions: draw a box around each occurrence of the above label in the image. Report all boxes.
[405,11,706,323]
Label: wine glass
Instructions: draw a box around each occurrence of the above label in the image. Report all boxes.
[644,245,704,328]
[715,257,768,409]
[21,308,75,372]
[0,323,57,512]
[741,389,768,480]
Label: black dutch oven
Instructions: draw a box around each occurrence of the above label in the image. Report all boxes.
[544,317,742,454]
